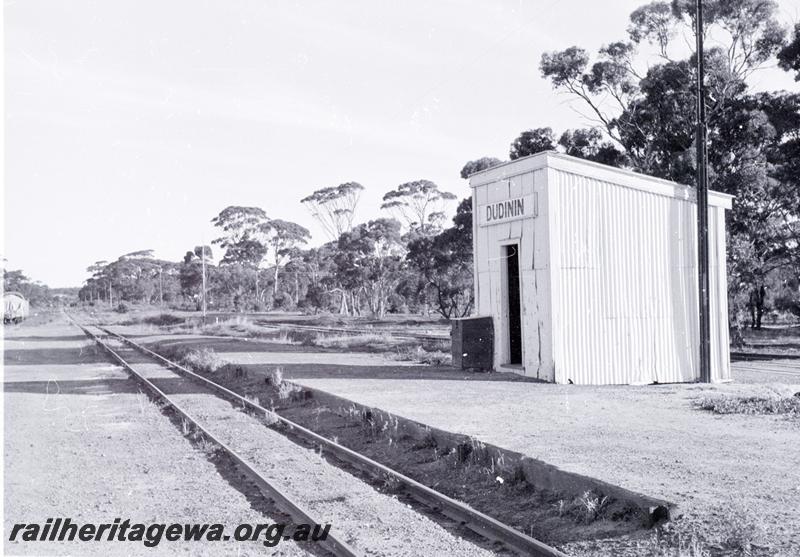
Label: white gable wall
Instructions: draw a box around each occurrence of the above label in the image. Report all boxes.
[473,167,555,381]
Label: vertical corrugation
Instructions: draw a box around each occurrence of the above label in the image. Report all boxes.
[552,168,721,385]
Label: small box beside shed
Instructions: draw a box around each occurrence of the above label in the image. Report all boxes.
[468,151,733,385]
[451,316,494,371]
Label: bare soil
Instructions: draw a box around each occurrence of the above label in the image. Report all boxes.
[736,324,800,357]
[107,316,800,557]
[280,378,800,557]
[731,358,800,384]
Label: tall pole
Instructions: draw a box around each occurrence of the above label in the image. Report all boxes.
[201,245,207,323]
[696,0,711,383]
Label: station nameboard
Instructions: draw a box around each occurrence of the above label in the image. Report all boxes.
[478,193,537,227]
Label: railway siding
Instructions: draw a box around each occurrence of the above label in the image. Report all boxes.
[101,325,671,552]
[3,319,311,557]
[91,324,574,556]
[117,321,800,555]
[86,330,495,557]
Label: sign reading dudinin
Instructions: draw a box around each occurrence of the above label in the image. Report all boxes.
[478,193,537,226]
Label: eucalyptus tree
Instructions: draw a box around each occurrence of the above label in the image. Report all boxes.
[538,0,787,175]
[381,180,457,235]
[211,206,270,306]
[300,182,364,241]
[459,157,503,179]
[537,0,796,319]
[300,182,364,312]
[263,219,310,300]
[778,24,800,80]
[335,218,405,317]
[509,128,556,160]
[4,269,51,307]
[179,246,213,307]
[86,261,109,303]
[406,197,475,319]
[558,128,626,167]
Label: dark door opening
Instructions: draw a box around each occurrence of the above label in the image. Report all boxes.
[505,244,522,365]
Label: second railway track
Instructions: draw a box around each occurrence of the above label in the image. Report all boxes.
[69,316,567,557]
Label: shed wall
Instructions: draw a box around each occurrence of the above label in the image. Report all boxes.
[549,167,729,384]
[472,152,731,385]
[474,168,555,381]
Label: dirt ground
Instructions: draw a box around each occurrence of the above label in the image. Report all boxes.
[736,324,800,357]
[108,319,800,557]
[3,315,312,556]
[731,358,800,384]
[287,377,800,552]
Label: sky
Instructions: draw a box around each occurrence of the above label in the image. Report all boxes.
[4,0,800,287]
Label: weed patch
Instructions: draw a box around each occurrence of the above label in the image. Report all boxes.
[143,313,185,326]
[155,343,228,374]
[390,345,452,366]
[556,490,612,524]
[633,506,770,557]
[181,347,226,373]
[695,394,800,416]
[314,333,394,350]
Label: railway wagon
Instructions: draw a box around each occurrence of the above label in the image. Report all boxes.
[468,151,733,385]
[3,292,30,324]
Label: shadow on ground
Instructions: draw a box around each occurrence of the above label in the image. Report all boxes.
[4,335,91,342]
[230,362,538,382]
[4,376,217,397]
[3,348,112,366]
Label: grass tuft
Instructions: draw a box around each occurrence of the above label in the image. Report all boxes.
[181,347,226,373]
[267,367,284,387]
[695,393,800,416]
[635,505,769,557]
[557,490,611,523]
[143,313,185,326]
[195,435,219,455]
[154,343,228,374]
[391,345,452,366]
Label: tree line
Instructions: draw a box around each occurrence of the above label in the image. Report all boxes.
[505,0,800,324]
[530,0,800,324]
[80,0,800,323]
[3,269,53,307]
[78,180,473,319]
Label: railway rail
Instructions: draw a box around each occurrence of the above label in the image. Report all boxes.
[68,314,566,557]
[730,356,800,377]
[68,316,360,557]
[730,351,800,362]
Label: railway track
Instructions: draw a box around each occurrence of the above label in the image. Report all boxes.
[68,315,567,557]
[730,351,800,362]
[68,317,360,557]
[730,357,800,377]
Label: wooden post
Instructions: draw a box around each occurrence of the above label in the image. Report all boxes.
[201,246,207,322]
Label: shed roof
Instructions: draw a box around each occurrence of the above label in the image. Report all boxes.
[468,151,733,209]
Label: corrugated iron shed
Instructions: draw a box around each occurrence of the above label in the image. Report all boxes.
[469,151,732,385]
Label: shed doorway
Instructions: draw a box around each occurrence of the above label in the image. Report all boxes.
[505,244,522,365]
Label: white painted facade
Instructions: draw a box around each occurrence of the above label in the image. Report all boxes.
[469,151,733,385]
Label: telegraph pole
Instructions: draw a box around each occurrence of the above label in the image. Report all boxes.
[696,0,711,383]
[201,244,207,323]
